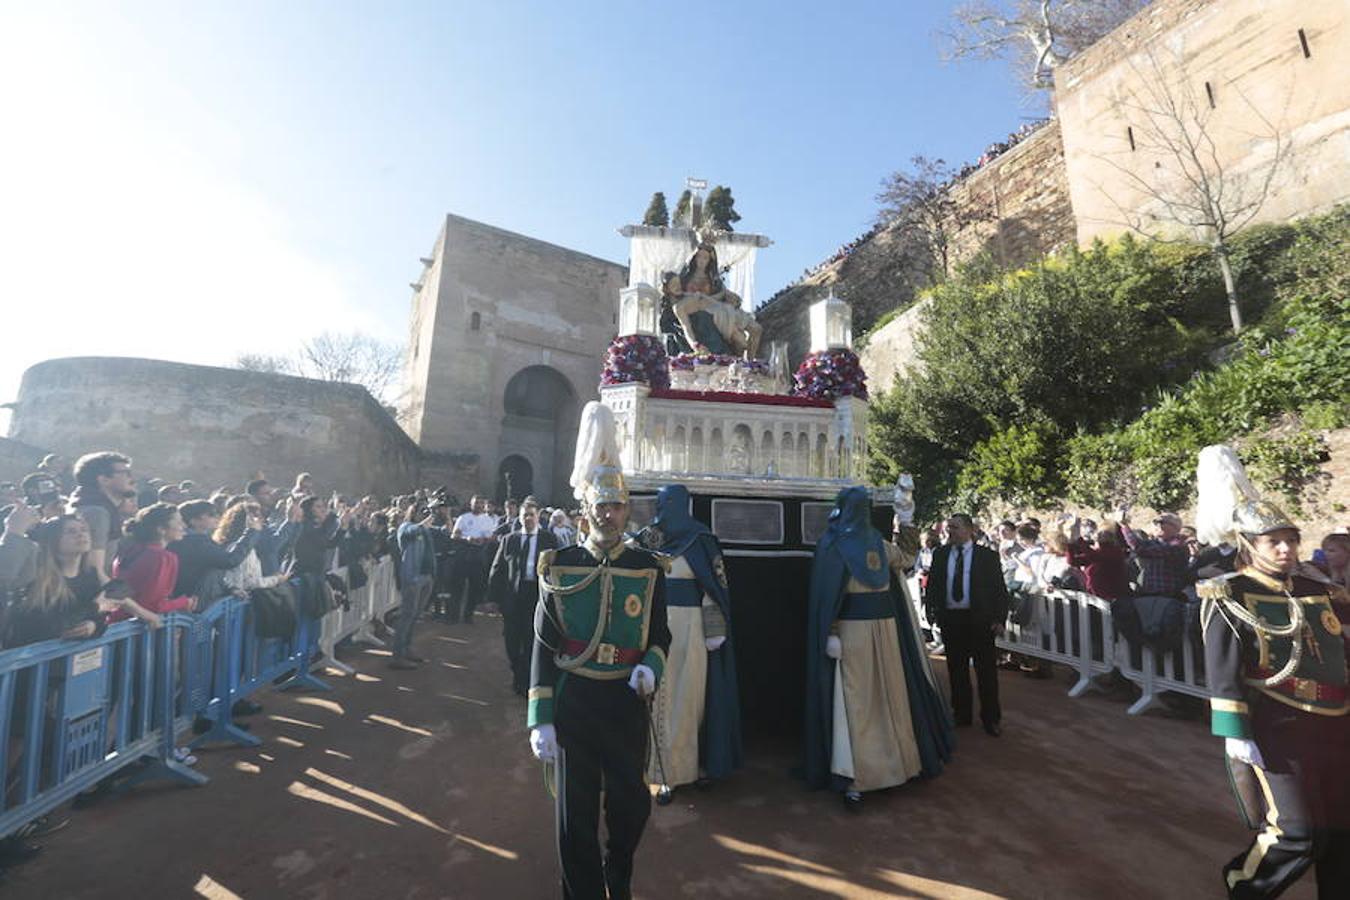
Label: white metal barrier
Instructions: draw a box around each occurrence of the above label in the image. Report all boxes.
[316,557,399,675]
[993,588,1208,716]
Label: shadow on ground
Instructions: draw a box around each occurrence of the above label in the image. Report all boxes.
[7,613,1315,899]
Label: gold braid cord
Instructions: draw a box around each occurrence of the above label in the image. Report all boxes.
[537,558,614,672]
[1202,573,1305,688]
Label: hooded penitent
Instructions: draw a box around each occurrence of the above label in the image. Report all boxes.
[803,485,954,791]
[646,484,742,779]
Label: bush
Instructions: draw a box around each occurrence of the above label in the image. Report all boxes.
[1063,431,1132,509]
[956,420,1064,509]
[1242,429,1329,510]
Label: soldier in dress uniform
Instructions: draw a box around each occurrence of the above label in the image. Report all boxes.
[638,483,742,791]
[1195,445,1350,899]
[526,402,671,900]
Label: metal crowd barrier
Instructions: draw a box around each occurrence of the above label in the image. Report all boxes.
[0,555,402,840]
[316,558,399,675]
[995,588,1208,714]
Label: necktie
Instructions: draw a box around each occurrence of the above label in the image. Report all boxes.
[952,546,965,604]
[525,532,537,581]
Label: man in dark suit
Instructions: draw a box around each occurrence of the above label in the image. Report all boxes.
[489,498,558,695]
[923,514,1010,736]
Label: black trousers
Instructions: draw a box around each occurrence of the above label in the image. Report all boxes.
[501,583,536,692]
[554,677,650,900]
[939,611,1001,727]
[447,546,487,623]
[1224,702,1350,899]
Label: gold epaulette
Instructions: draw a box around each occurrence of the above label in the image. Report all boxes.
[537,548,556,578]
[653,552,673,574]
[1197,572,1238,603]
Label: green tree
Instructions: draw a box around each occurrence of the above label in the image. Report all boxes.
[868,236,1207,513]
[642,192,670,227]
[673,190,693,226]
[704,185,741,231]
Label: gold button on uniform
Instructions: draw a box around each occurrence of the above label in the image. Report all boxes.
[624,594,642,617]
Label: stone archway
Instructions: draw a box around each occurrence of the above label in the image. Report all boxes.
[495,454,534,504]
[499,366,578,506]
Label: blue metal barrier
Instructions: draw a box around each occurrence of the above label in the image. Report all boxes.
[0,568,381,839]
[0,619,204,841]
[189,592,329,749]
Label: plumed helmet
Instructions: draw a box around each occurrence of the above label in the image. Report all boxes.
[569,401,627,508]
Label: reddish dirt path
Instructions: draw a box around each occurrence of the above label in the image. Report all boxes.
[8,613,1315,899]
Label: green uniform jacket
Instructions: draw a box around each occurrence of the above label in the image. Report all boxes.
[1201,567,1349,739]
[527,539,672,729]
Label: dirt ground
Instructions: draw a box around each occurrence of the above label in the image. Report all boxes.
[6,612,1317,900]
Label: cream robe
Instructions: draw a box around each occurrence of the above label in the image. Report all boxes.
[830,544,924,792]
[648,555,715,787]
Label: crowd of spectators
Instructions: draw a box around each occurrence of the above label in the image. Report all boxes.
[914,507,1349,691]
[0,447,589,875]
[757,118,1053,313]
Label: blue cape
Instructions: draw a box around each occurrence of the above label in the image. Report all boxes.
[803,487,953,790]
[648,484,742,779]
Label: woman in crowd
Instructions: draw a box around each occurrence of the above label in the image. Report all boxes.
[1068,518,1131,601]
[110,504,196,623]
[2,515,110,648]
[216,502,291,594]
[1321,532,1349,587]
[1037,530,1086,592]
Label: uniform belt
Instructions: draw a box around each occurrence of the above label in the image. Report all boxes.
[1253,668,1348,705]
[561,638,643,666]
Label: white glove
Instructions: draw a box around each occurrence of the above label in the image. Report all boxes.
[529,725,557,762]
[705,636,726,652]
[628,664,656,697]
[825,635,842,659]
[1225,737,1264,768]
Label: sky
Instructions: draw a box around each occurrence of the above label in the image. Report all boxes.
[0,0,1039,417]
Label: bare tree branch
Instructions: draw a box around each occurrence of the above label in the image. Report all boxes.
[233,333,406,402]
[1087,45,1290,333]
[938,0,1148,90]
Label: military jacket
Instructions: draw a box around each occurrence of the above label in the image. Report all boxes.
[1201,567,1350,739]
[527,539,671,729]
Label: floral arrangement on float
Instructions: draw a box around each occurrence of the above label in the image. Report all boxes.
[600,334,670,389]
[793,348,868,400]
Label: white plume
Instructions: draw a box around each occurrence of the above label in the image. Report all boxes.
[1195,445,1260,547]
[570,401,621,502]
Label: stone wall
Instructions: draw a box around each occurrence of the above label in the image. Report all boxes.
[857,297,931,395]
[758,121,1074,376]
[8,358,427,498]
[0,435,52,485]
[403,215,628,504]
[1055,0,1350,244]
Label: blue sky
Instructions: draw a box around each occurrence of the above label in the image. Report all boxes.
[1,0,1038,410]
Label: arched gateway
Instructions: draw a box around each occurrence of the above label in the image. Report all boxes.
[497,365,578,504]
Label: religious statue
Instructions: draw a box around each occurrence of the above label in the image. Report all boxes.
[660,240,763,359]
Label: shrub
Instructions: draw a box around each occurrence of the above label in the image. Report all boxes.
[1242,429,1329,510]
[956,420,1064,510]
